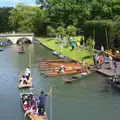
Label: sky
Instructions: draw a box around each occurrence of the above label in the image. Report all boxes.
[0,0,37,7]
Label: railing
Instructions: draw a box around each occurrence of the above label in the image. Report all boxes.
[0,33,34,37]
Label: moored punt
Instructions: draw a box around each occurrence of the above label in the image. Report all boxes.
[20,93,48,120]
[44,70,81,77]
[40,62,81,68]
[112,55,120,61]
[40,66,83,71]
[106,76,120,90]
[105,50,120,61]
[37,58,73,62]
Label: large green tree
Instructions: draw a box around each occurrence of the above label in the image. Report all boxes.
[9,3,45,34]
[36,0,91,27]
[0,7,13,33]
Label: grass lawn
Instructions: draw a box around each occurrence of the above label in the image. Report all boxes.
[37,37,93,65]
[0,38,8,40]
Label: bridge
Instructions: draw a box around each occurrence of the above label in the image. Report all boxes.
[0,33,34,44]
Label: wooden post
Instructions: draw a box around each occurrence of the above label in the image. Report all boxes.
[93,29,95,54]
[29,52,31,74]
[105,28,109,50]
[50,86,52,120]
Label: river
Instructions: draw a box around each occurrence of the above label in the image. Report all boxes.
[0,44,120,120]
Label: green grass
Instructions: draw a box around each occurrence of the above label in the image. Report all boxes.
[37,37,93,65]
[0,38,8,40]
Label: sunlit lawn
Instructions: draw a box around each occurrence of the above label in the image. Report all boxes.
[37,37,93,65]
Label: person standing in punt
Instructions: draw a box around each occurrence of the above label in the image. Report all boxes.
[25,67,31,80]
[38,89,52,116]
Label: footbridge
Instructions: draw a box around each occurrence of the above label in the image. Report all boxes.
[0,33,34,44]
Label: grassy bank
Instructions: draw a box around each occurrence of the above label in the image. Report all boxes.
[0,38,8,40]
[37,37,93,65]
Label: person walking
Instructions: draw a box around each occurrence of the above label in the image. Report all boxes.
[99,55,103,69]
[38,88,52,116]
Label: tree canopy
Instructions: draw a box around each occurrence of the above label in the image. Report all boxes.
[0,7,13,33]
[1,0,120,49]
[9,3,45,34]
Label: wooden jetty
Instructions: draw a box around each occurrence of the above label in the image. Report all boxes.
[95,63,118,76]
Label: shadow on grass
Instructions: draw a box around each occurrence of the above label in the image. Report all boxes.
[63,45,69,48]
[46,38,54,41]
[82,55,92,60]
[55,41,62,44]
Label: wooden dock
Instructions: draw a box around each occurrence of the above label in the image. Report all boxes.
[96,62,120,77]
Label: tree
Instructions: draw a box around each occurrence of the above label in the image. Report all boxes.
[86,36,93,54]
[9,3,45,34]
[0,7,13,32]
[56,26,65,36]
[66,25,77,36]
[47,26,55,37]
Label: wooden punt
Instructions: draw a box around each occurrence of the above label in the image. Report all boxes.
[112,55,120,61]
[20,92,48,120]
[106,76,120,90]
[105,51,120,61]
[40,63,81,68]
[44,70,81,77]
[40,66,83,71]
[38,58,73,62]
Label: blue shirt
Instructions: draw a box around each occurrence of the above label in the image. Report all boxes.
[39,94,48,106]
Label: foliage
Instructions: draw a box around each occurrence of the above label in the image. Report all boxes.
[37,36,93,64]
[56,26,65,36]
[47,26,56,37]
[111,17,120,48]
[66,25,77,36]
[0,7,13,32]
[84,20,115,50]
[86,36,93,54]
[9,3,45,34]
[1,0,120,49]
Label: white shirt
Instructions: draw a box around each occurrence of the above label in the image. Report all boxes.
[25,68,30,76]
[101,46,104,52]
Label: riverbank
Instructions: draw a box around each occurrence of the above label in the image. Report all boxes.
[37,37,93,65]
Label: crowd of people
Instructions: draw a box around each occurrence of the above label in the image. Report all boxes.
[22,88,52,117]
[19,67,32,87]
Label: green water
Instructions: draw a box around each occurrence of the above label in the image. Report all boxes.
[0,44,120,120]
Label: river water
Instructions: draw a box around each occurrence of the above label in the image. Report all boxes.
[0,44,120,120]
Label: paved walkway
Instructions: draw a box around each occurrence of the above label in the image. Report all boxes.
[96,61,120,76]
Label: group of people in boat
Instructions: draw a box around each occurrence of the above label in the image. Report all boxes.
[22,88,52,117]
[19,67,32,86]
[18,45,24,52]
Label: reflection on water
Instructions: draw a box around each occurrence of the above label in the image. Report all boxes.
[0,44,120,120]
